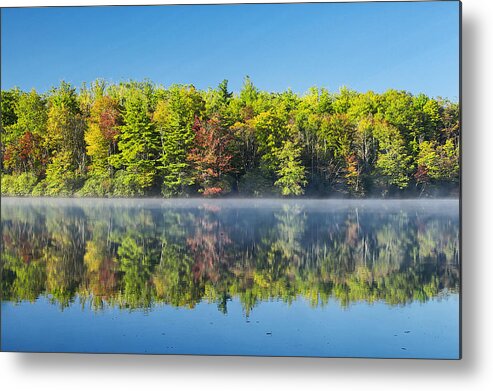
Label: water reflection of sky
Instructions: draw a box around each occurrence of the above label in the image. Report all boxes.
[1,295,459,358]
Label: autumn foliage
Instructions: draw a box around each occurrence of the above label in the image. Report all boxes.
[3,131,47,175]
[1,79,460,198]
[187,116,235,195]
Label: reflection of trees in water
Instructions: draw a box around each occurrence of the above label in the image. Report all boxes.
[1,203,460,313]
[2,205,87,307]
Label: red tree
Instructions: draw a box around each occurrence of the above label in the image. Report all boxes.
[3,131,47,175]
[98,97,121,143]
[187,116,235,196]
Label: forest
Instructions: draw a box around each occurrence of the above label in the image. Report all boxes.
[0,78,460,198]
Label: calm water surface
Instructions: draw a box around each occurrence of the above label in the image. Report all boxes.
[1,198,460,358]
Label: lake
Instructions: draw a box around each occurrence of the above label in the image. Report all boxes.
[0,198,460,358]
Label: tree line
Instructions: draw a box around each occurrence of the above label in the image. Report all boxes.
[1,78,460,197]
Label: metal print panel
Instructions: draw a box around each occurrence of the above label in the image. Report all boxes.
[0,1,461,359]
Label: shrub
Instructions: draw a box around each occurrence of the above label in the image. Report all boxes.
[1,173,38,196]
[77,175,113,197]
[112,170,146,197]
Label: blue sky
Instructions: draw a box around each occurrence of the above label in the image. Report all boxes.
[1,2,459,99]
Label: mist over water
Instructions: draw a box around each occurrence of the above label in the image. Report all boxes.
[1,198,460,357]
[2,196,460,212]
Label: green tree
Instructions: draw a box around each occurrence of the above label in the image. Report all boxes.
[38,82,86,195]
[1,88,21,129]
[2,89,48,181]
[153,85,205,196]
[274,141,307,196]
[254,109,290,172]
[110,92,159,194]
[417,139,459,185]
[373,120,413,191]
